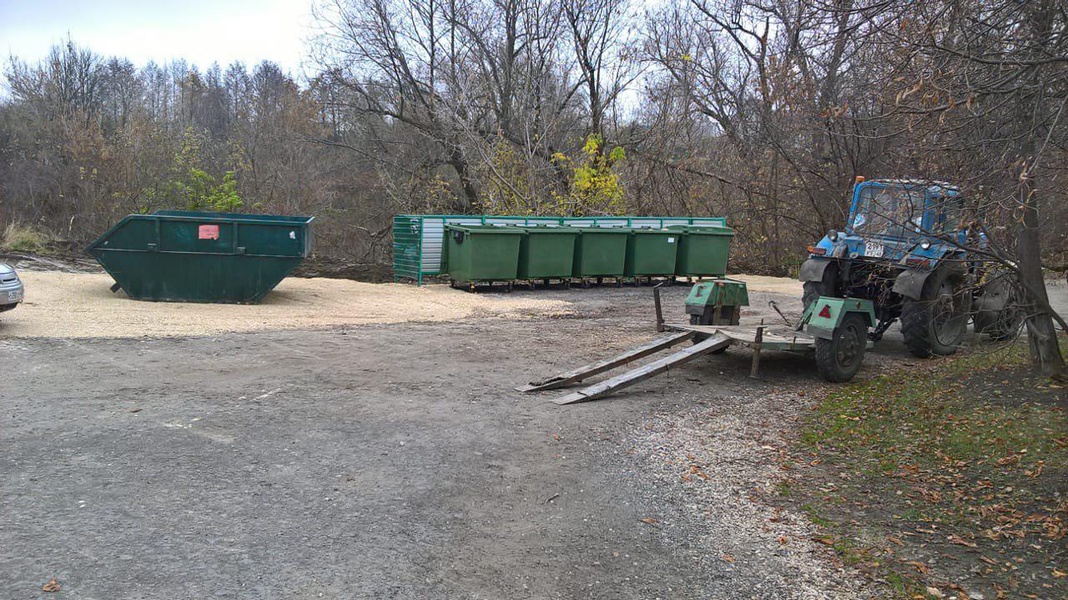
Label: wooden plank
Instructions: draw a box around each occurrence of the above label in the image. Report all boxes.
[552,334,732,405]
[670,323,816,351]
[516,331,696,392]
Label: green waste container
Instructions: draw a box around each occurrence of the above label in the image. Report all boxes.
[668,225,735,277]
[86,210,314,304]
[570,228,628,277]
[517,227,578,280]
[444,225,523,283]
[624,229,679,277]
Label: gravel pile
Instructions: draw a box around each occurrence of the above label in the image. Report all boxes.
[0,272,575,338]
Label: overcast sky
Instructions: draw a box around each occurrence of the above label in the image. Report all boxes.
[0,0,316,76]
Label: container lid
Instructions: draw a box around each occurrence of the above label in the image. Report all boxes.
[518,226,579,234]
[445,224,524,234]
[665,224,734,235]
[568,226,631,233]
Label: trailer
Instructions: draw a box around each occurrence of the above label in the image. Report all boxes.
[519,279,875,405]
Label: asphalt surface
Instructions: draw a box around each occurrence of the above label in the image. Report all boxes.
[2,281,1066,599]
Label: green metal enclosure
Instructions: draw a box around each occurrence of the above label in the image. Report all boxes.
[670,225,735,277]
[444,225,523,283]
[86,210,314,304]
[624,229,679,277]
[517,227,578,279]
[571,228,629,277]
[393,215,727,285]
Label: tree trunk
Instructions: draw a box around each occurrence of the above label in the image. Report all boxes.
[1016,176,1066,379]
[450,147,479,212]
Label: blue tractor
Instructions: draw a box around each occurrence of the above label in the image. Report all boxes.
[800,178,1021,358]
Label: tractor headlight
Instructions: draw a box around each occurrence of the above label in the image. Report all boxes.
[828,229,839,242]
[920,239,932,250]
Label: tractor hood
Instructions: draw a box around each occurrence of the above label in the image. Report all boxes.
[810,232,956,266]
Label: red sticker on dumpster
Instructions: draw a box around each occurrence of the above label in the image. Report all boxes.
[199,224,220,240]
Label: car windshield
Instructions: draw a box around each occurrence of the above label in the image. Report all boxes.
[851,184,924,239]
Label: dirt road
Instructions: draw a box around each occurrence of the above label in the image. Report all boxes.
[1,278,877,599]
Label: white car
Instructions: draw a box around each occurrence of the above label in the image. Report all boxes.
[0,263,24,312]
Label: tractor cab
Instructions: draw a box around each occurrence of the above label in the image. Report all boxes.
[812,179,966,266]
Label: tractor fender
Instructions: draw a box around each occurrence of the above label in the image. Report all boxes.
[892,263,966,301]
[799,258,835,283]
[891,269,932,301]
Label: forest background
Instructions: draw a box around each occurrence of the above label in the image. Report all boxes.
[1,0,1066,276]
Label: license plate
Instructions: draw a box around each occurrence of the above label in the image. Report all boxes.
[7,290,22,302]
[864,242,884,258]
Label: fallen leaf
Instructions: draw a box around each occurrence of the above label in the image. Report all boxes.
[1053,568,1067,578]
[778,534,788,546]
[42,578,60,593]
[721,553,735,564]
[639,517,658,526]
[948,534,977,548]
[813,536,835,546]
[128,407,142,413]
[906,560,931,575]
[926,586,944,598]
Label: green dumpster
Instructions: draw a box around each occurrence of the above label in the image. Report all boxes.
[86,211,313,304]
[669,225,735,277]
[624,229,679,277]
[571,228,628,277]
[517,227,578,280]
[444,225,523,283]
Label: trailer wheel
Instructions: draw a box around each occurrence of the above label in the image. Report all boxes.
[815,313,867,382]
[901,267,969,357]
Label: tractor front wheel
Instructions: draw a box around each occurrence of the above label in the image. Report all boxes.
[901,268,970,357]
[814,313,867,383]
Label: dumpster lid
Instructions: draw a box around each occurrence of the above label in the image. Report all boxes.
[153,210,314,225]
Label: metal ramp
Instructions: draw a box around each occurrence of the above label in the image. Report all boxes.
[516,331,696,392]
[550,334,731,404]
[521,322,821,405]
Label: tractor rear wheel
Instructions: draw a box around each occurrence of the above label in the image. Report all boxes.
[901,268,969,357]
[802,281,825,312]
[802,266,838,312]
[974,272,1024,341]
[814,313,867,382]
